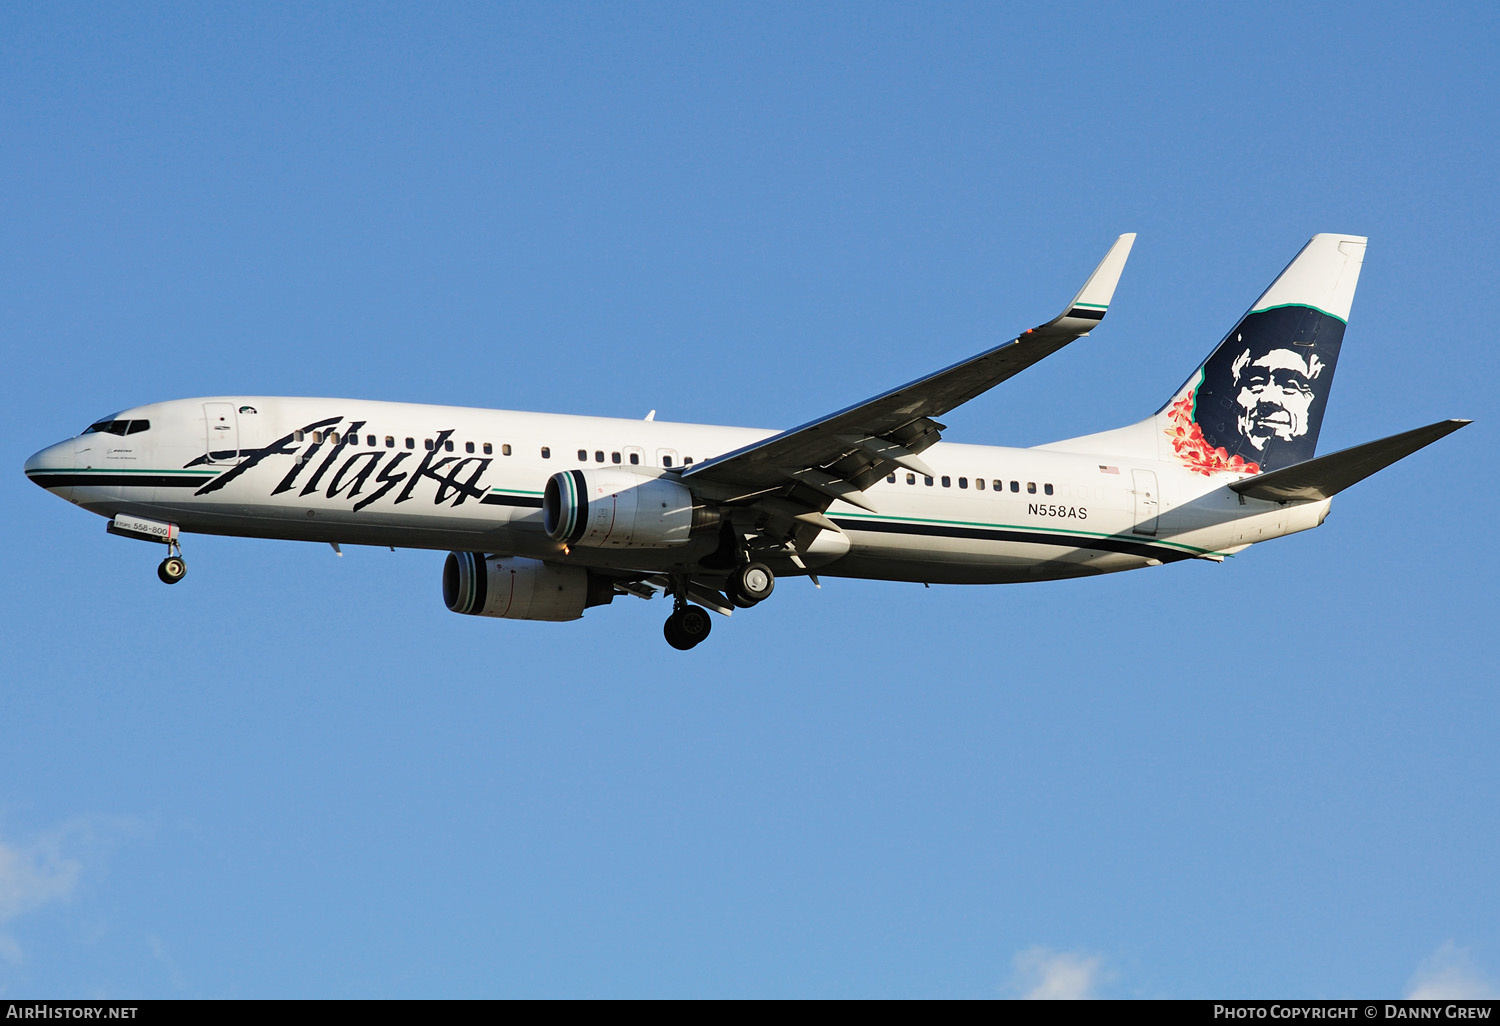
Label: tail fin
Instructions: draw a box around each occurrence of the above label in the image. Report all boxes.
[1158,234,1366,474]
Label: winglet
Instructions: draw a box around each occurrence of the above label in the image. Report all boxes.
[1045,233,1136,332]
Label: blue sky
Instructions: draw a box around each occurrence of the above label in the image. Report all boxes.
[2,2,1497,998]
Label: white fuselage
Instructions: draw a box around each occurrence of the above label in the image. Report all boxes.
[25,396,1328,585]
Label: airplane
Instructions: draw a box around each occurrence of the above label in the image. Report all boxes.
[24,233,1468,649]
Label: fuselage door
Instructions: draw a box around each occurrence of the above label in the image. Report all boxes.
[1131,469,1160,535]
[203,402,240,464]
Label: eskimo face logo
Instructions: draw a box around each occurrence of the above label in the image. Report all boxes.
[1231,346,1324,451]
[1162,305,1346,475]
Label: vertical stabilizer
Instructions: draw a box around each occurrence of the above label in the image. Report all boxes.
[1156,234,1365,475]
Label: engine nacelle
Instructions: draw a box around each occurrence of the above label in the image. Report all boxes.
[443,552,614,622]
[543,468,696,548]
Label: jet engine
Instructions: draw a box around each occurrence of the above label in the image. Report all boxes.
[443,552,614,621]
[543,468,701,548]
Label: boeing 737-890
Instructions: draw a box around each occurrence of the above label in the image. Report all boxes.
[24,234,1467,648]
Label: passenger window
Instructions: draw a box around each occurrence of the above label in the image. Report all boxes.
[444,440,454,452]
[577,449,587,461]
[924,476,934,486]
[906,473,916,485]
[367,435,376,447]
[976,478,985,491]
[385,436,395,448]
[611,452,621,464]
[662,455,673,467]
[313,431,324,444]
[329,432,340,445]
[1027,482,1036,493]
[941,476,951,488]
[595,451,604,463]
[887,474,896,484]
[465,441,475,454]
[629,452,640,465]
[294,430,305,442]
[425,439,434,451]
[541,447,551,459]
[684,457,694,466]
[1044,483,1054,495]
[1010,481,1019,492]
[959,477,968,489]
[405,438,415,449]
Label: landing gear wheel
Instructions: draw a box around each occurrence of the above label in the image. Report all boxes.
[728,562,775,606]
[157,556,187,584]
[664,605,712,650]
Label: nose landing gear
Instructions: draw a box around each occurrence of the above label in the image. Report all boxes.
[156,532,187,583]
[107,514,187,584]
[157,554,187,584]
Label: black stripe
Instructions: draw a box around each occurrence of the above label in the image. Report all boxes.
[26,473,213,489]
[828,517,1191,563]
[481,493,544,508]
[1066,307,1106,321]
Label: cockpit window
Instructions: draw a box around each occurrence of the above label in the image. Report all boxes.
[84,419,150,436]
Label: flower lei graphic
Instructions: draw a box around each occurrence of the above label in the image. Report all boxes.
[1163,387,1260,477]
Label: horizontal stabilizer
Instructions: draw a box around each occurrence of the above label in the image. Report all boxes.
[1230,419,1469,502]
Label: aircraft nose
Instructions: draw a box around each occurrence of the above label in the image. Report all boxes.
[24,439,76,496]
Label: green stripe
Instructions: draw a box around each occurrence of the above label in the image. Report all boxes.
[1247,302,1347,325]
[25,467,221,476]
[1072,302,1108,310]
[832,509,1225,557]
[488,487,543,496]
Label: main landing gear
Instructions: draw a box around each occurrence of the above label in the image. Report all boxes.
[726,561,775,608]
[663,603,712,651]
[661,563,777,650]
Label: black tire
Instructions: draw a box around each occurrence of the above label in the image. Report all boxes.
[665,605,712,649]
[732,562,775,604]
[664,617,694,650]
[157,556,186,584]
